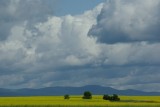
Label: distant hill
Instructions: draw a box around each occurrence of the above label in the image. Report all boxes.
[0,85,160,96]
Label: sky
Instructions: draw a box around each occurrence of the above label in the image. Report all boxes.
[0,0,160,92]
[54,0,105,16]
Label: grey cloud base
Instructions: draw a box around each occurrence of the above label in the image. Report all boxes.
[89,0,160,44]
[0,0,160,92]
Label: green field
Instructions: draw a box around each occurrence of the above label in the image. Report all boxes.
[0,95,160,107]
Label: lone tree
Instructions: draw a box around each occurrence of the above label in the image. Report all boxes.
[64,94,70,99]
[82,91,92,99]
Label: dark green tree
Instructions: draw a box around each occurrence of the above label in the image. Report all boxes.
[82,91,92,99]
[103,94,120,101]
[103,94,110,100]
[112,94,120,101]
[64,94,70,99]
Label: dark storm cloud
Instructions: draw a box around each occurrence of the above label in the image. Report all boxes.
[0,0,13,40]
[88,0,160,44]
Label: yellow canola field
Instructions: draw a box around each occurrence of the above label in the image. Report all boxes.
[0,95,160,107]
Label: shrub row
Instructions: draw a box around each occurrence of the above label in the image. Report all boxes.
[64,91,120,101]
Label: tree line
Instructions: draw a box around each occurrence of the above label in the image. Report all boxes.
[64,91,120,101]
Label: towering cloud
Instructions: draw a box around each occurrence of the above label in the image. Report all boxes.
[0,0,160,92]
[89,0,160,44]
[0,1,104,88]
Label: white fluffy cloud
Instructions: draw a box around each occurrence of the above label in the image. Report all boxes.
[102,42,160,65]
[0,2,104,88]
[0,0,160,92]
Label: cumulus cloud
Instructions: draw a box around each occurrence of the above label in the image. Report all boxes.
[89,0,160,44]
[0,0,160,92]
[0,2,104,88]
[0,0,55,40]
[102,42,160,66]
